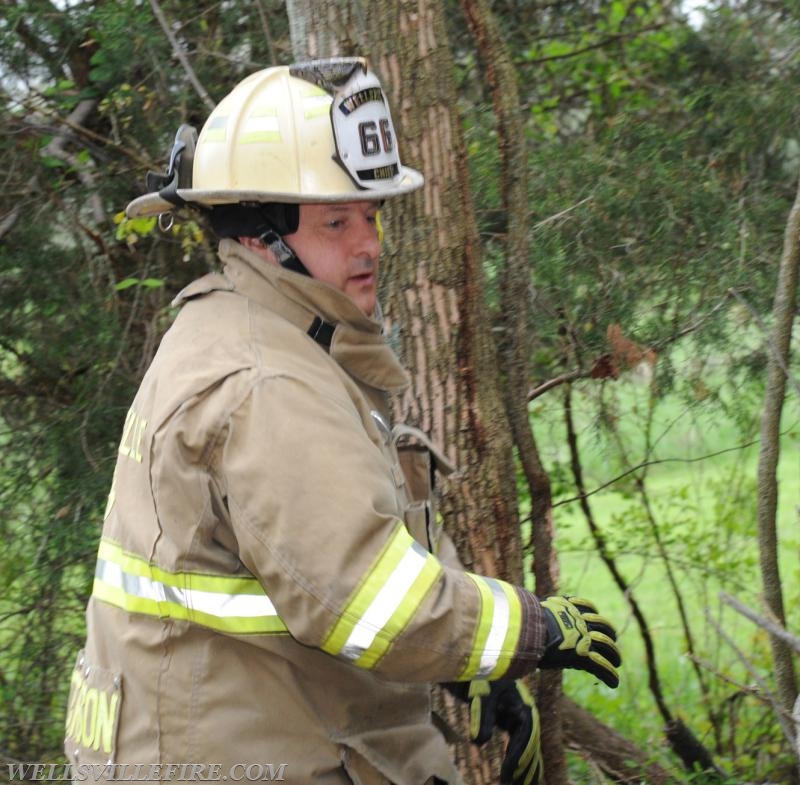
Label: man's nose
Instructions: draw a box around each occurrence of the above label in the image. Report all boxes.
[356,215,381,260]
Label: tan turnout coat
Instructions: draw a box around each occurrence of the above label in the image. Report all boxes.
[65,239,546,785]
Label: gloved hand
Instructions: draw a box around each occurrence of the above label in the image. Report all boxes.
[445,680,542,785]
[538,595,621,688]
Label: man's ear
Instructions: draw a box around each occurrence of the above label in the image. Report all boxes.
[238,235,280,265]
[238,236,262,250]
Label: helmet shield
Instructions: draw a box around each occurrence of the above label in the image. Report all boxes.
[329,65,403,190]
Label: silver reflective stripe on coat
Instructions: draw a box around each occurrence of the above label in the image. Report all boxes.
[92,538,288,635]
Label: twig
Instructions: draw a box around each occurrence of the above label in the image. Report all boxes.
[527,368,588,400]
[528,289,734,401]
[23,101,155,169]
[149,0,216,111]
[655,290,734,348]
[728,287,800,399]
[706,609,797,747]
[552,436,764,508]
[528,24,667,64]
[720,592,800,653]
[532,196,593,231]
[562,384,674,725]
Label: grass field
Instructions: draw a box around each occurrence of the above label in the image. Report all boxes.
[525,366,799,778]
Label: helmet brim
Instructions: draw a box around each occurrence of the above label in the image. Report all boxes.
[125,165,424,219]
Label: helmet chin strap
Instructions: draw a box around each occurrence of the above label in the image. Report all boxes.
[256,229,338,350]
[258,229,311,277]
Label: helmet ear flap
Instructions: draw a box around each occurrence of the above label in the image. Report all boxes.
[208,203,299,239]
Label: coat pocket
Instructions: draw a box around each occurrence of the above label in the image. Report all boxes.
[338,725,461,785]
[64,650,123,766]
[393,425,455,555]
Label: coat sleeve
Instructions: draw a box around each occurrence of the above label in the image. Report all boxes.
[217,370,546,683]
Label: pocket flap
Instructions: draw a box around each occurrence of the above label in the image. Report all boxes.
[392,425,456,478]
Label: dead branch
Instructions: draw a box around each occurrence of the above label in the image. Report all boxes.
[706,608,797,749]
[560,695,679,784]
[719,592,800,653]
[148,0,216,111]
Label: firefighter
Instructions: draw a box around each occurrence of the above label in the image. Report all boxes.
[65,58,621,785]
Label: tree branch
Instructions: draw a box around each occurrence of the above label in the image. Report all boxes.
[148,0,216,111]
[551,436,762,508]
[527,23,667,64]
[563,383,674,727]
[719,592,800,653]
[705,609,797,749]
[39,97,105,225]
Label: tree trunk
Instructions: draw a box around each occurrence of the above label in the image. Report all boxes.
[756,172,800,771]
[286,3,521,782]
[456,1,569,782]
[372,5,524,781]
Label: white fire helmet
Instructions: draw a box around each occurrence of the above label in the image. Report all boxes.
[126,57,424,218]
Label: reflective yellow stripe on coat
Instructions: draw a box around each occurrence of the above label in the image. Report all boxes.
[93,532,523,679]
[458,574,523,681]
[92,539,288,635]
[322,522,442,668]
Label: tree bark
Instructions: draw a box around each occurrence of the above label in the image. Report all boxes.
[373,6,523,780]
[456,0,570,782]
[756,172,800,769]
[285,3,520,782]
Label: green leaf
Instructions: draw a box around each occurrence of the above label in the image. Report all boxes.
[40,155,64,169]
[114,277,165,291]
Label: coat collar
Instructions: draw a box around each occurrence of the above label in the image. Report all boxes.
[173,239,410,395]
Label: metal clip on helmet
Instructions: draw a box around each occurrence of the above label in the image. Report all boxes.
[126,57,424,219]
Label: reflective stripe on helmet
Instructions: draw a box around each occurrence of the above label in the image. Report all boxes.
[240,107,280,144]
[322,522,442,668]
[458,574,523,681]
[301,85,332,119]
[92,539,288,635]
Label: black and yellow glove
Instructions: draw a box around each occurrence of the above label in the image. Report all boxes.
[538,595,621,688]
[445,680,542,785]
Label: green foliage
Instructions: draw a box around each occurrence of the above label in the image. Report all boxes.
[464,2,800,781]
[0,216,133,759]
[0,0,292,760]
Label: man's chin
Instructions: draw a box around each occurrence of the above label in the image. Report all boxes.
[346,286,377,316]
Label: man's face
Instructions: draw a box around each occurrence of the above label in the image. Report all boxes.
[284,201,382,316]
